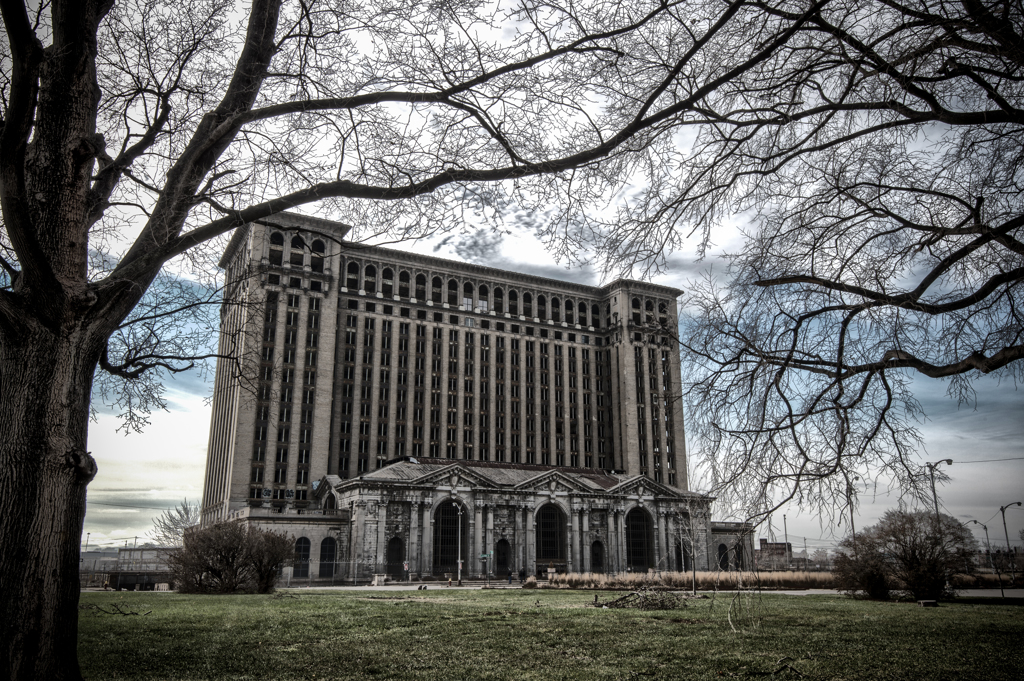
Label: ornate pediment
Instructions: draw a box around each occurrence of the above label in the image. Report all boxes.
[514,469,592,495]
[407,463,498,490]
[606,476,684,499]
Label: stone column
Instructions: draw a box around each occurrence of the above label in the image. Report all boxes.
[485,503,495,577]
[351,501,366,582]
[653,509,664,573]
[409,502,421,577]
[570,502,581,573]
[617,508,628,573]
[473,500,483,577]
[376,501,388,573]
[422,499,434,577]
[525,501,536,576]
[514,504,524,572]
[606,508,616,575]
[581,507,591,573]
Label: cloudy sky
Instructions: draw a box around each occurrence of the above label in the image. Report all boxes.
[83,223,1024,557]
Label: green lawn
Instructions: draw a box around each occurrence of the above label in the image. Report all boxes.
[78,589,1022,680]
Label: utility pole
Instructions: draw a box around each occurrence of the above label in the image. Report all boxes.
[783,515,789,570]
[925,460,953,524]
[1000,502,1022,585]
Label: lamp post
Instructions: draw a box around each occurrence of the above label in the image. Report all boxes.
[968,520,993,569]
[1000,501,1022,584]
[925,460,953,524]
[845,475,860,557]
[969,520,1000,598]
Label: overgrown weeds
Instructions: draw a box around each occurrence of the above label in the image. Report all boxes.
[547,570,834,590]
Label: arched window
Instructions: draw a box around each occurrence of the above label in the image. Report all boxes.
[364,265,377,294]
[382,268,394,297]
[550,297,560,322]
[645,300,655,324]
[270,232,285,246]
[579,301,588,326]
[536,504,567,563]
[493,287,504,313]
[294,537,311,578]
[416,274,427,300]
[319,537,337,578]
[346,262,359,290]
[432,500,469,576]
[625,508,654,572]
[537,295,547,319]
[565,299,574,324]
[310,240,325,273]
[478,284,489,312]
[447,279,459,306]
[291,236,305,250]
[398,271,410,297]
[523,292,532,317]
[432,276,443,303]
[509,290,519,315]
[632,298,642,325]
[718,544,729,571]
[592,304,600,327]
[658,302,668,326]
[463,281,474,309]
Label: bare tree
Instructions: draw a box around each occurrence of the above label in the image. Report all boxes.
[2,0,1019,677]
[148,499,200,548]
[677,0,1024,522]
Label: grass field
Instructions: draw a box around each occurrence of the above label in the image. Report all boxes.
[78,589,1023,680]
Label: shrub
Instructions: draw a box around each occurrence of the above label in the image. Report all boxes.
[832,509,977,600]
[523,576,538,589]
[168,522,293,594]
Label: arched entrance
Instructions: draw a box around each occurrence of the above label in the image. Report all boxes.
[495,539,511,575]
[591,541,605,573]
[717,544,729,571]
[535,504,567,575]
[319,537,337,578]
[432,500,468,577]
[625,508,654,572]
[386,537,405,581]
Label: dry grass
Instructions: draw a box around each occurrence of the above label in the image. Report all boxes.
[547,570,835,590]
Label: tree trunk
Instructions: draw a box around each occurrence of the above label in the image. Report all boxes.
[0,322,103,681]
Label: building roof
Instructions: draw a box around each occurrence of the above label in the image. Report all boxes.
[220,212,682,298]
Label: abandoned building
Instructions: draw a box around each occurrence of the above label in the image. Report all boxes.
[200,213,751,581]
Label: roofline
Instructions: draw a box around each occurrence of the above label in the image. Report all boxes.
[217,212,683,298]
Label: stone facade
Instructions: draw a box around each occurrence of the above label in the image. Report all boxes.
[201,213,751,580]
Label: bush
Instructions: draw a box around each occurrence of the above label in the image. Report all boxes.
[832,509,977,600]
[546,570,835,590]
[523,576,538,589]
[168,522,293,594]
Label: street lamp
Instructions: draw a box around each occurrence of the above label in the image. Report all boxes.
[969,520,1001,599]
[999,501,1022,584]
[968,520,993,569]
[925,459,953,523]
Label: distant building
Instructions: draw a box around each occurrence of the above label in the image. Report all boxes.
[200,213,752,581]
[754,538,793,570]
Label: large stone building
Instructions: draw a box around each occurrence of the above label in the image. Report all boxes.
[201,213,750,582]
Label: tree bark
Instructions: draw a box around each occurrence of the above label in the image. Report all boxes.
[0,320,103,681]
